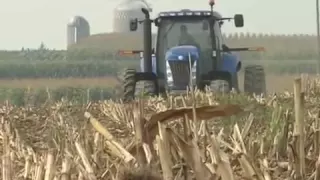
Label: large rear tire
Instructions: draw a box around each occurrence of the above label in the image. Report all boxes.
[122,68,136,102]
[244,65,266,95]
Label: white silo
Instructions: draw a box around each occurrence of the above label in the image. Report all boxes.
[113,0,152,33]
[67,16,90,47]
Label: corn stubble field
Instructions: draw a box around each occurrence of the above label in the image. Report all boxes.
[0,33,319,179]
[2,74,320,180]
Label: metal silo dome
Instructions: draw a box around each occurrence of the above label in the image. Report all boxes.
[113,0,152,33]
[67,16,90,48]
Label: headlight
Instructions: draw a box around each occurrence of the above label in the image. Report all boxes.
[178,55,184,60]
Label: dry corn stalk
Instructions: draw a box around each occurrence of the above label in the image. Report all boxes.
[166,127,211,179]
[75,141,96,180]
[156,122,173,180]
[293,78,306,179]
[85,112,135,163]
[34,158,45,180]
[60,156,71,180]
[2,121,12,180]
[208,134,235,180]
[44,149,56,180]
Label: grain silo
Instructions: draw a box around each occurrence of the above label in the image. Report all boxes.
[67,16,90,47]
[113,0,152,33]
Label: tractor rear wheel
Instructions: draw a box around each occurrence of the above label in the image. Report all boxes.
[122,68,157,102]
[244,65,266,95]
[122,68,136,102]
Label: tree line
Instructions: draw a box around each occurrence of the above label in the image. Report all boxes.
[0,33,317,61]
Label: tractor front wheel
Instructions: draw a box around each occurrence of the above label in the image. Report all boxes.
[135,80,156,97]
[209,80,230,93]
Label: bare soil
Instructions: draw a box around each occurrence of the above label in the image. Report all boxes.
[0,73,312,93]
[238,73,304,93]
[0,77,118,88]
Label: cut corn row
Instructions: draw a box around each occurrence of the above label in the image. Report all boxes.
[0,77,320,179]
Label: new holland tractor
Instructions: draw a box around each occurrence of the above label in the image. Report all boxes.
[120,1,266,102]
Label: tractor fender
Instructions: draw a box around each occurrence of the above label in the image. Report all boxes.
[140,55,157,74]
[220,53,241,73]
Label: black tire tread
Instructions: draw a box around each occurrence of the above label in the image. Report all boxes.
[122,68,136,102]
[244,65,266,95]
[122,68,157,101]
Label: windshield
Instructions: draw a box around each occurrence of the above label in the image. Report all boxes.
[157,18,211,57]
[156,18,210,75]
[156,17,224,76]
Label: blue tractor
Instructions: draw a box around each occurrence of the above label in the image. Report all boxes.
[121,2,266,101]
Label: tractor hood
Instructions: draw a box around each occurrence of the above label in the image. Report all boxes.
[165,45,199,62]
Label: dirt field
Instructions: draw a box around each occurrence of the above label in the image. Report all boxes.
[0,73,313,93]
[0,77,118,88]
[238,73,306,93]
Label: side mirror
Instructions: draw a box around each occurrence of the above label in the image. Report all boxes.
[219,21,224,27]
[234,14,244,27]
[130,19,138,31]
[202,22,209,30]
[155,18,160,26]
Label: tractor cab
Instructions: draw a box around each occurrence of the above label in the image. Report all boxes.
[151,10,243,90]
[154,9,228,55]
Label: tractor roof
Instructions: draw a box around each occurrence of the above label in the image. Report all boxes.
[157,9,222,19]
